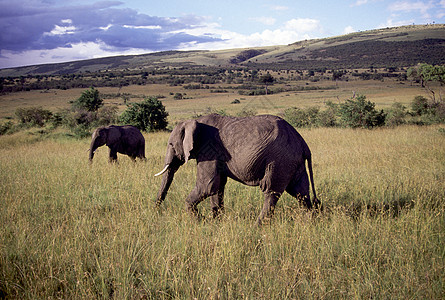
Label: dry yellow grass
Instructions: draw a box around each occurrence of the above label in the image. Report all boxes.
[0,122,444,298]
[0,78,444,298]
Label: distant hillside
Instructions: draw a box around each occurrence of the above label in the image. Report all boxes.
[1,24,444,77]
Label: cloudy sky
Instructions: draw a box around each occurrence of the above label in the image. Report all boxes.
[1,0,444,68]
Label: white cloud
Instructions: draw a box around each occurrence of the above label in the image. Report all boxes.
[389,1,435,17]
[123,25,162,30]
[100,24,113,31]
[352,0,369,6]
[270,5,288,11]
[343,26,355,34]
[45,24,77,36]
[177,18,324,51]
[284,18,322,33]
[378,16,415,28]
[0,42,150,68]
[249,17,276,26]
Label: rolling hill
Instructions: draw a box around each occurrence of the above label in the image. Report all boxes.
[1,24,444,77]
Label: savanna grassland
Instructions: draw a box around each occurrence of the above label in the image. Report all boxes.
[0,76,444,298]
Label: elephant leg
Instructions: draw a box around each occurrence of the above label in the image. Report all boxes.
[210,175,227,218]
[257,191,281,226]
[257,162,289,225]
[139,147,146,160]
[185,161,223,217]
[286,170,312,209]
[109,148,118,163]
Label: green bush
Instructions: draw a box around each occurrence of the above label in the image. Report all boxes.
[411,96,429,116]
[95,106,119,126]
[284,106,331,128]
[236,108,257,117]
[338,95,386,128]
[317,108,338,127]
[433,101,445,122]
[0,121,14,135]
[283,107,311,128]
[71,87,103,112]
[57,105,119,138]
[173,93,183,100]
[386,102,407,127]
[120,97,169,132]
[15,107,53,127]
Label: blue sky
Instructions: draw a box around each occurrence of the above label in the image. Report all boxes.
[1,0,444,68]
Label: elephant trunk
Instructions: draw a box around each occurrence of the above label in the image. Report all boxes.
[89,137,102,162]
[155,146,183,205]
[156,166,176,206]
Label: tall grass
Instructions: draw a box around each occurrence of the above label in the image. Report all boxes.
[0,126,444,298]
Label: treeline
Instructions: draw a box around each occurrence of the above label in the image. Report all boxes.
[0,65,409,93]
[283,95,445,129]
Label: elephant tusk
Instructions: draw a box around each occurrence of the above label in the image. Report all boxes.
[154,164,169,177]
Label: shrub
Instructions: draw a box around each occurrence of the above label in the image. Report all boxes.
[56,105,118,138]
[283,107,311,128]
[95,106,119,126]
[173,93,183,100]
[386,102,407,127]
[15,107,53,127]
[434,101,445,123]
[317,108,338,127]
[338,95,386,128]
[120,97,168,132]
[306,107,320,125]
[71,87,103,112]
[411,96,429,116]
[0,121,14,135]
[236,108,257,117]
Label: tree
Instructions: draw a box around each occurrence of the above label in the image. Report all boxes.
[72,87,103,112]
[120,97,168,132]
[408,64,445,101]
[259,73,275,95]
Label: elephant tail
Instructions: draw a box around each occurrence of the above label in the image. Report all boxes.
[305,148,321,210]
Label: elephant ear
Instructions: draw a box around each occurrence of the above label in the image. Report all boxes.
[183,120,198,163]
[106,126,121,146]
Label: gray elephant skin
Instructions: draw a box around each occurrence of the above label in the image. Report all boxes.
[89,125,146,163]
[155,113,320,225]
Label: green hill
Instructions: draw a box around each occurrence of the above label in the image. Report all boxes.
[1,24,444,77]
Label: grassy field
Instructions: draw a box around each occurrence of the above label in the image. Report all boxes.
[0,78,444,298]
[0,78,432,121]
[0,122,444,298]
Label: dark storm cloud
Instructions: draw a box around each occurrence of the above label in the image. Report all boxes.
[0,0,221,53]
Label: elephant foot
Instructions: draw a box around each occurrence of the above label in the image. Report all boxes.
[212,207,225,219]
[313,198,323,212]
[186,203,201,219]
[155,199,163,208]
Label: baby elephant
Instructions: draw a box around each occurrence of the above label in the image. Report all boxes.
[89,125,146,163]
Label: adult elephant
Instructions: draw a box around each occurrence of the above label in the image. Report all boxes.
[155,114,320,225]
[89,125,146,163]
